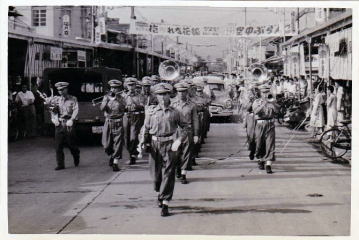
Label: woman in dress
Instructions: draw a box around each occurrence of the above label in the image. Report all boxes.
[326,85,337,129]
[309,86,325,138]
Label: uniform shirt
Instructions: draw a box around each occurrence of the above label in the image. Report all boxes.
[252,98,277,120]
[171,97,200,136]
[123,92,145,112]
[192,93,211,112]
[47,95,79,120]
[144,105,188,140]
[100,95,126,119]
[141,92,158,106]
[15,91,35,106]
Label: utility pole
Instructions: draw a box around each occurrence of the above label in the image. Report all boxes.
[130,6,138,77]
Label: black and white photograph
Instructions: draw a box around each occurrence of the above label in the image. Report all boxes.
[1,0,357,238]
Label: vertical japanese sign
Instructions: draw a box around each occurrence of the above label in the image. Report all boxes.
[95,26,101,44]
[318,44,329,79]
[62,15,70,37]
[98,17,106,34]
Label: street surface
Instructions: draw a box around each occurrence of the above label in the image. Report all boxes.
[8,123,351,235]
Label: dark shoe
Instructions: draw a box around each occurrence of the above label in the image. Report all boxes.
[74,156,80,167]
[258,161,265,170]
[161,204,170,217]
[112,164,120,172]
[109,157,114,167]
[181,175,188,184]
[157,197,163,208]
[266,165,273,174]
[176,169,181,179]
[55,166,65,171]
[129,156,136,165]
[249,153,254,160]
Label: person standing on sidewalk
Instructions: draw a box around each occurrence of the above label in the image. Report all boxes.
[100,79,126,172]
[15,83,36,138]
[46,82,80,171]
[252,84,279,174]
[123,77,145,165]
[171,82,200,184]
[142,83,188,217]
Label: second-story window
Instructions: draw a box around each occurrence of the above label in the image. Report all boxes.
[32,7,46,26]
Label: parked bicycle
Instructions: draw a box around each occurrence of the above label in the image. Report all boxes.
[320,120,351,160]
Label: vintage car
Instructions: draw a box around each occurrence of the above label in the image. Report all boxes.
[202,76,236,118]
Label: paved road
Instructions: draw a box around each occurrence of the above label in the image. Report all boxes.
[8,123,351,235]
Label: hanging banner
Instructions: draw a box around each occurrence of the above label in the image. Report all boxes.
[129,20,297,37]
[318,44,329,79]
[98,17,106,34]
[62,15,70,37]
[299,44,306,76]
[291,53,300,77]
[95,26,101,44]
[50,47,63,61]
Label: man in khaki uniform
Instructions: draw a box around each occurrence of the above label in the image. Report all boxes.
[47,82,80,170]
[143,83,189,217]
[100,79,126,172]
[171,82,199,184]
[252,85,279,174]
[123,77,145,164]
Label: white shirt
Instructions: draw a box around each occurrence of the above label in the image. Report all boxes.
[15,91,35,106]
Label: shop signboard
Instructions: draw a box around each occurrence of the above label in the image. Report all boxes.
[50,47,63,61]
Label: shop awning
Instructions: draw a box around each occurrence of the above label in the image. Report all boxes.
[282,11,352,47]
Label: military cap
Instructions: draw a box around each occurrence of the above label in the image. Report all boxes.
[195,83,205,91]
[258,84,271,92]
[153,83,173,94]
[185,79,194,86]
[108,79,122,87]
[142,76,151,81]
[54,82,69,90]
[142,79,152,86]
[174,82,189,92]
[151,75,160,81]
[124,77,138,85]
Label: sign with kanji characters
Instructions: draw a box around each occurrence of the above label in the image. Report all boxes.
[129,20,296,37]
[77,50,86,62]
[95,26,101,44]
[62,15,70,37]
[50,47,63,61]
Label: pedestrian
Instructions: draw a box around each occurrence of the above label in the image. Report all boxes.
[142,83,188,216]
[326,85,337,129]
[335,81,345,124]
[192,83,211,144]
[15,83,37,138]
[309,86,325,138]
[47,82,80,170]
[123,77,145,165]
[244,91,257,160]
[171,82,199,184]
[252,84,279,174]
[100,79,126,172]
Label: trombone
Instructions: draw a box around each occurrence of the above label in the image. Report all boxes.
[91,91,123,106]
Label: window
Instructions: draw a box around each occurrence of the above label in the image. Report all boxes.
[32,7,46,26]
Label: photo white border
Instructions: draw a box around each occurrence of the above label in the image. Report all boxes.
[1,1,358,240]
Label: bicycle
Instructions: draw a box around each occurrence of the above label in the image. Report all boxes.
[320,120,351,160]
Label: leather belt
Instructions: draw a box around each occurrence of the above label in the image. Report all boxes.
[152,135,175,142]
[256,119,274,123]
[107,118,123,122]
[126,111,144,115]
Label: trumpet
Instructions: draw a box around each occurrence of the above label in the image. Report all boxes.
[91,91,122,106]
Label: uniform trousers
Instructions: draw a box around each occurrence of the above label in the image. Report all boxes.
[245,113,256,157]
[149,139,177,201]
[102,118,123,160]
[55,122,80,168]
[254,120,276,162]
[177,130,194,172]
[123,113,144,156]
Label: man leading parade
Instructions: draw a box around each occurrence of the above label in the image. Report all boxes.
[143,83,189,217]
